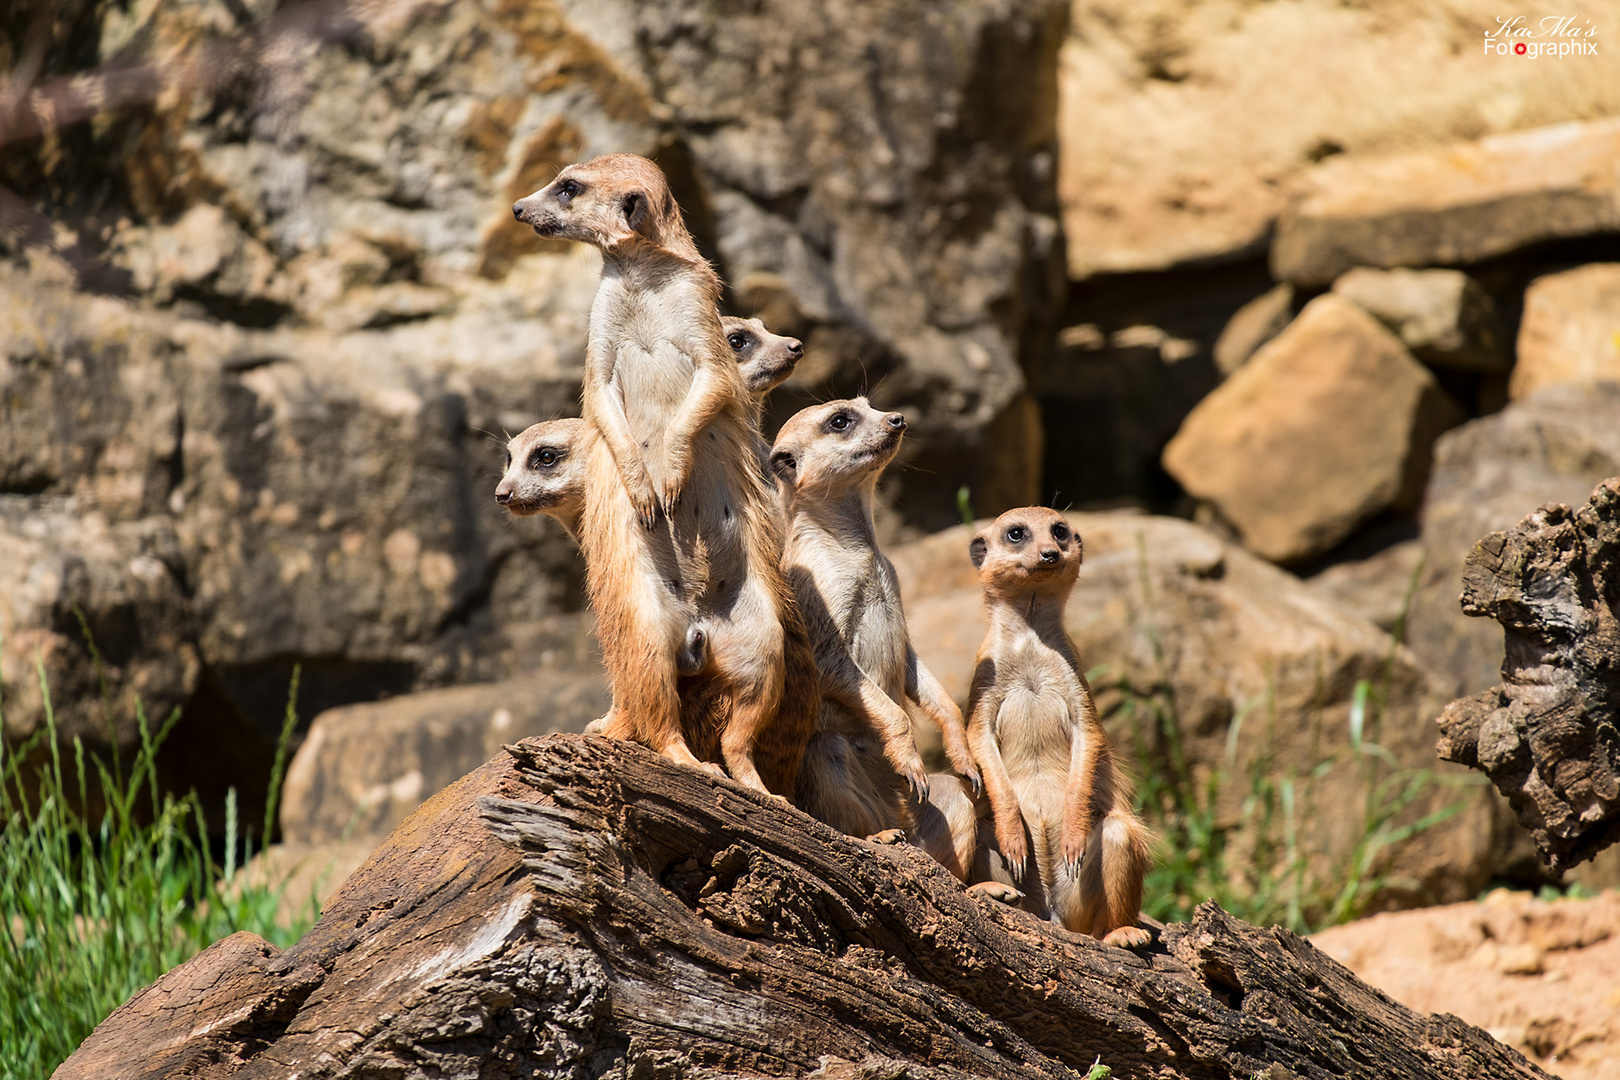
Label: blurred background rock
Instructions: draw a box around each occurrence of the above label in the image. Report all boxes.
[2,0,1617,909]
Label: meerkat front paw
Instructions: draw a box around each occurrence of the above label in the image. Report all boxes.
[620,470,661,529]
[995,817,1029,880]
[1062,827,1089,876]
[865,828,906,845]
[657,457,691,519]
[967,881,1023,904]
[889,750,930,802]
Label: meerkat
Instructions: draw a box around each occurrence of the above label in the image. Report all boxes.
[512,154,796,794]
[966,507,1151,947]
[771,398,981,847]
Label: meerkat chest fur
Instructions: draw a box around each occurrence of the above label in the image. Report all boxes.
[589,266,744,482]
[796,523,909,699]
[987,620,1088,787]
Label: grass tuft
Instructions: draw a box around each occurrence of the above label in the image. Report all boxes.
[1104,534,1479,934]
[0,651,318,1080]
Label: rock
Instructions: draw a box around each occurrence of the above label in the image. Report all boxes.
[1306,538,1426,634]
[1509,263,1620,401]
[1311,890,1620,1080]
[0,498,197,751]
[1056,3,1620,278]
[1436,479,1620,874]
[1332,268,1507,372]
[1213,283,1293,377]
[893,510,1492,905]
[58,736,1551,1080]
[1406,382,1620,702]
[1274,118,1620,286]
[279,666,608,846]
[6,0,1068,536]
[1162,294,1465,565]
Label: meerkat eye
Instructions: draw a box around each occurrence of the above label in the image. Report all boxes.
[1051,522,1069,541]
[1006,526,1026,544]
[555,178,581,201]
[530,447,559,470]
[727,332,750,352]
[503,449,512,470]
[827,412,852,432]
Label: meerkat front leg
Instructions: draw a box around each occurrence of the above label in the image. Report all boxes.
[967,671,1027,878]
[583,360,660,528]
[906,647,981,793]
[1061,708,1102,876]
[655,352,732,518]
[817,659,929,800]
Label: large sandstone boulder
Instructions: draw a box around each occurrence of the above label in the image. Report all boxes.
[893,510,1497,905]
[1509,264,1620,401]
[1162,294,1464,565]
[1407,382,1620,702]
[1273,118,1620,286]
[1057,1,1619,278]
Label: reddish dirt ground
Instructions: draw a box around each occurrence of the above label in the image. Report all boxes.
[1312,889,1620,1080]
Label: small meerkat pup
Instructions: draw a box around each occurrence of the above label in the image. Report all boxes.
[494,417,817,797]
[771,398,980,845]
[967,507,1151,947]
[513,155,795,794]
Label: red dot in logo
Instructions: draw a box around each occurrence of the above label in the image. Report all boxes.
[1514,41,1527,54]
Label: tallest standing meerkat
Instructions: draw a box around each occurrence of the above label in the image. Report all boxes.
[513,155,794,793]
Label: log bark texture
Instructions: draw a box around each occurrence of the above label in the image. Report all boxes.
[60,735,1546,1080]
[1436,477,1620,874]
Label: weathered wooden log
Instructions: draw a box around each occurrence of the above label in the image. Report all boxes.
[60,735,1546,1079]
[1436,477,1620,874]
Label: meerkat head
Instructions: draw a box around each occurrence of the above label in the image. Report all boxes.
[969,506,1082,599]
[721,315,803,397]
[495,419,587,535]
[768,397,905,500]
[511,154,697,259]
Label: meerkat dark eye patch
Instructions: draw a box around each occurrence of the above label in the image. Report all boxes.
[1006,526,1027,544]
[503,449,512,470]
[969,535,988,569]
[530,447,562,470]
[826,412,852,433]
[555,178,581,201]
[727,332,752,352]
[1051,522,1069,541]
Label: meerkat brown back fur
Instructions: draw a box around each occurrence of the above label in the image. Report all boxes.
[513,154,795,793]
[967,507,1151,947]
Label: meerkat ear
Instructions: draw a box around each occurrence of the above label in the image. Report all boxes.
[769,449,798,486]
[969,535,988,569]
[622,191,650,235]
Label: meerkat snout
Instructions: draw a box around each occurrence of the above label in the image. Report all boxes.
[885,412,905,432]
